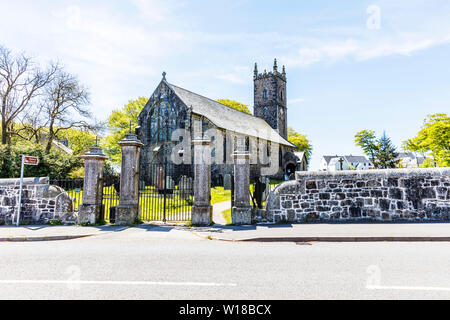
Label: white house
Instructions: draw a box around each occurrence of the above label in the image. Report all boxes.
[396,152,426,168]
[320,155,374,171]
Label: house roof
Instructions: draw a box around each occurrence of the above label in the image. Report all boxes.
[322,155,372,165]
[294,152,306,163]
[51,140,73,154]
[397,152,415,159]
[322,156,336,165]
[344,155,371,164]
[397,152,427,165]
[167,82,294,147]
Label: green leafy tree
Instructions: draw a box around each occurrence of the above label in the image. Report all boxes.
[216,99,251,115]
[376,131,399,169]
[55,128,97,155]
[355,130,399,168]
[355,130,378,165]
[103,97,148,164]
[0,124,96,178]
[287,126,313,165]
[402,113,450,167]
[0,141,82,179]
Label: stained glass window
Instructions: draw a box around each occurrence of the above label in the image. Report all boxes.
[148,98,179,144]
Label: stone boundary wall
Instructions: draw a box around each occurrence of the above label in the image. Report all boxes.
[264,168,450,223]
[0,177,74,225]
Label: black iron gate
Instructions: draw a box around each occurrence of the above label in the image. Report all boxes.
[102,174,120,222]
[139,162,193,222]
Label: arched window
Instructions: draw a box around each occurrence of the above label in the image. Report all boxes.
[148,99,177,144]
[280,90,283,101]
[263,89,268,99]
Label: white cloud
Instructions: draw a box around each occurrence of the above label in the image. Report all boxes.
[280,1,450,68]
[282,31,450,68]
[215,65,251,85]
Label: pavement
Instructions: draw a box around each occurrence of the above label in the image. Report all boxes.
[0,225,128,242]
[191,222,450,242]
[212,200,230,225]
[3,221,450,242]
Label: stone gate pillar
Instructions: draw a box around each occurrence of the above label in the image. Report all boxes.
[232,136,252,225]
[78,145,108,225]
[116,133,144,225]
[191,138,213,226]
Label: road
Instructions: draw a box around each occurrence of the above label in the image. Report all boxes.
[1,226,450,300]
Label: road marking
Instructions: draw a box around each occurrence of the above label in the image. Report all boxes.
[367,285,450,292]
[0,280,237,287]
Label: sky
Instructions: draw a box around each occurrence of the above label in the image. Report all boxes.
[0,0,449,170]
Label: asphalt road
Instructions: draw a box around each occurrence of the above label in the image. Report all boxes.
[1,227,450,300]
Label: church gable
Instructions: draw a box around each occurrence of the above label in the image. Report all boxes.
[138,80,191,147]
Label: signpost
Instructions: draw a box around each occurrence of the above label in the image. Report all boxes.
[16,155,39,226]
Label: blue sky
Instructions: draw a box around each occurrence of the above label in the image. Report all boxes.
[0,0,449,169]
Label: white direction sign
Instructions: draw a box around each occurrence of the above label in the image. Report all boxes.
[16,155,40,226]
[23,156,39,166]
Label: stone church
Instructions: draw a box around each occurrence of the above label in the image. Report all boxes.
[136,59,306,184]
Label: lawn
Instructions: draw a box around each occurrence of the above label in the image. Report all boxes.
[211,186,231,204]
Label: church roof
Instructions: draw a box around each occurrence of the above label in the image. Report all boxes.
[167,82,294,147]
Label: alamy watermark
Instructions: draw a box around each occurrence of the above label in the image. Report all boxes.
[65,265,82,290]
[167,128,285,176]
[366,265,382,289]
[366,5,381,30]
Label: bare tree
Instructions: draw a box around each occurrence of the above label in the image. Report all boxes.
[0,45,59,145]
[16,101,47,143]
[43,69,98,154]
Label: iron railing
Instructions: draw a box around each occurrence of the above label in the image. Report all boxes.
[50,176,120,222]
[49,178,84,212]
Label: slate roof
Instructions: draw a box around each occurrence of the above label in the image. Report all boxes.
[322,156,336,165]
[323,155,372,165]
[397,152,415,159]
[344,155,372,164]
[167,82,294,147]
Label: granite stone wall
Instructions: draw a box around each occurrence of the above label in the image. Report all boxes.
[0,177,74,225]
[264,168,450,223]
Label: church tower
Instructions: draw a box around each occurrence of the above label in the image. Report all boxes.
[253,59,287,139]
